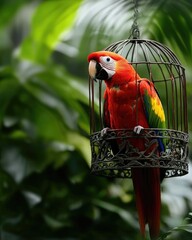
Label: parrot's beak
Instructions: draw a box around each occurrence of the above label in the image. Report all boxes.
[88,60,109,81]
[88,60,97,80]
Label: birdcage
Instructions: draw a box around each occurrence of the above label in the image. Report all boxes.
[89,37,189,178]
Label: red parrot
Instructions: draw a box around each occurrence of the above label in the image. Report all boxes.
[88,51,166,239]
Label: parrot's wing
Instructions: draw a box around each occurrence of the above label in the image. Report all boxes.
[139,79,166,129]
[139,79,166,152]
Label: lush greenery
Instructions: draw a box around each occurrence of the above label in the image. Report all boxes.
[0,0,192,239]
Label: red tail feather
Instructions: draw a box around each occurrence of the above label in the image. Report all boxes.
[131,168,161,239]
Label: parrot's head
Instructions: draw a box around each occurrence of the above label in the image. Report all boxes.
[88,51,138,86]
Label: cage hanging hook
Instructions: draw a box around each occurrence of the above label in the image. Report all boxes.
[131,0,140,39]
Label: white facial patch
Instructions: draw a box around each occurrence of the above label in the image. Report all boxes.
[100,56,116,79]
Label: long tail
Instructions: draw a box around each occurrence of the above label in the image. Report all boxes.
[131,168,161,240]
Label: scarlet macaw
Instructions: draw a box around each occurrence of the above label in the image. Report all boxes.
[88,51,166,239]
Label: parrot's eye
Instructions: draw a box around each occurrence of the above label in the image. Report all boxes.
[100,56,115,70]
[102,56,112,63]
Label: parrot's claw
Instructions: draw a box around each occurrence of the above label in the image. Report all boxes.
[133,125,144,134]
[101,127,110,137]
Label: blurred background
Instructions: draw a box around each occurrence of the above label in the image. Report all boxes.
[0,0,192,239]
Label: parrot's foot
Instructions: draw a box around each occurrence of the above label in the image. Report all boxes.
[101,127,110,137]
[133,125,144,134]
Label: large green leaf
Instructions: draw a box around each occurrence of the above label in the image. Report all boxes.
[20,0,83,63]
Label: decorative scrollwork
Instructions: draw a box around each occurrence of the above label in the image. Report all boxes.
[90,128,189,178]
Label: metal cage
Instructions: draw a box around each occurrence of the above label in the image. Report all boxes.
[89,39,189,178]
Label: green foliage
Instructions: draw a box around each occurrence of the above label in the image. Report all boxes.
[0,0,192,239]
[144,0,192,64]
[158,213,192,240]
[0,0,28,28]
[20,0,83,63]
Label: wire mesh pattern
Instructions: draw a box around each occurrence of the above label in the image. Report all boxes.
[89,39,189,178]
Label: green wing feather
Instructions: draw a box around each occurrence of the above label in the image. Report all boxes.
[139,79,166,129]
[139,79,166,152]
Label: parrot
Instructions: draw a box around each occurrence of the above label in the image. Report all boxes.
[88,51,166,239]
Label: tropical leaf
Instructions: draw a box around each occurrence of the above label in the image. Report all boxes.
[0,0,28,28]
[62,0,192,67]
[20,0,83,63]
[158,213,192,239]
[62,0,134,59]
[93,199,138,227]
[142,0,192,65]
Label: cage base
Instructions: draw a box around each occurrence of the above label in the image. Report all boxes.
[90,128,189,178]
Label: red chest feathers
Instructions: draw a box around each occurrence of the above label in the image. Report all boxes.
[105,82,148,129]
